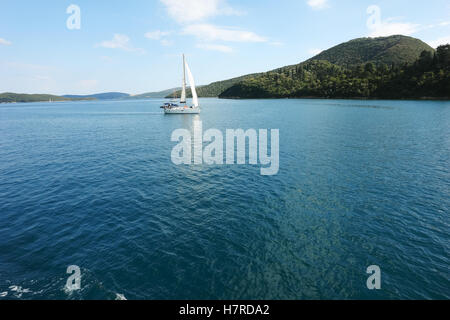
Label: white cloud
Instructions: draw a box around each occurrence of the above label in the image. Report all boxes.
[183,24,266,42]
[426,21,450,28]
[308,48,323,56]
[196,43,233,53]
[366,6,420,37]
[144,30,171,40]
[159,0,272,51]
[307,0,329,10]
[97,34,145,54]
[368,18,420,37]
[415,20,450,32]
[160,0,242,23]
[427,36,450,48]
[0,38,12,46]
[160,1,270,51]
[145,30,174,46]
[98,34,129,49]
[366,6,450,38]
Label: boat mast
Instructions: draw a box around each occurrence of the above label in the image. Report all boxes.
[180,54,187,104]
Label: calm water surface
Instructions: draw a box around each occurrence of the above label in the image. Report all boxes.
[0,98,449,299]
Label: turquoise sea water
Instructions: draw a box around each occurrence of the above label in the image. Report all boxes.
[0,98,449,299]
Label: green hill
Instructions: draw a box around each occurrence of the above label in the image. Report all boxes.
[167,35,435,99]
[308,35,434,67]
[219,45,449,99]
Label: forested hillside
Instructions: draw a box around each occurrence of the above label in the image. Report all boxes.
[219,45,449,99]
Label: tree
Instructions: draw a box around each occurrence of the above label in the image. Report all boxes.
[436,45,450,67]
[365,62,375,73]
[379,63,389,74]
[418,50,433,69]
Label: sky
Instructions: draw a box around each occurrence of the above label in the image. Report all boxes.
[0,0,449,95]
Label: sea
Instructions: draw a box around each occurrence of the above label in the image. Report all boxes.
[0,98,448,299]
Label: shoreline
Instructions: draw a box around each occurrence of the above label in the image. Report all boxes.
[217,96,450,101]
[2,96,449,105]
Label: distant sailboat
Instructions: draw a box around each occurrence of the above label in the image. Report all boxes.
[161,54,200,114]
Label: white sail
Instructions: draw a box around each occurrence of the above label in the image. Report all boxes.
[180,54,187,104]
[185,60,199,108]
[161,54,200,114]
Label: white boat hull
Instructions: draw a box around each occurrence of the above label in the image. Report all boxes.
[164,107,201,114]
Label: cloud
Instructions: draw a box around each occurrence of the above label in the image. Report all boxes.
[427,36,450,48]
[144,30,171,40]
[160,0,242,23]
[368,18,420,37]
[160,1,269,51]
[307,0,329,10]
[0,38,12,46]
[145,30,173,46]
[366,6,420,37]
[308,48,323,56]
[196,43,233,53]
[97,34,145,54]
[183,24,266,42]
[423,20,450,29]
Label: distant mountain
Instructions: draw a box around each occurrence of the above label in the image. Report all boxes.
[1,89,189,104]
[62,92,130,100]
[0,93,71,103]
[167,35,436,99]
[63,90,183,100]
[129,88,181,99]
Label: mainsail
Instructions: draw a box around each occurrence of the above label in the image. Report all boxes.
[180,54,187,104]
[185,60,199,108]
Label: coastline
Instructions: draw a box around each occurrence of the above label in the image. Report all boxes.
[2,96,449,105]
[217,96,450,101]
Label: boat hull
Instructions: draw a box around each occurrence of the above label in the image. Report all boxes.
[164,107,201,114]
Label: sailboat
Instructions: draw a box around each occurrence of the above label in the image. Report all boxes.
[161,54,201,114]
